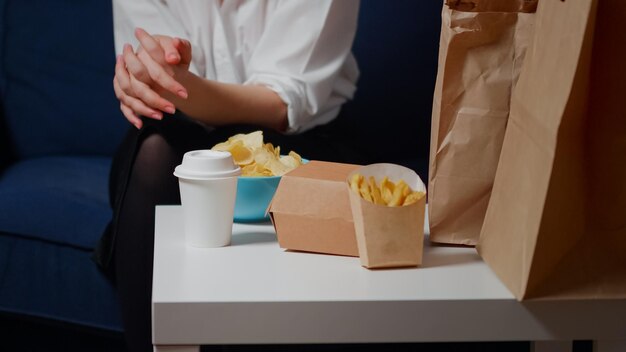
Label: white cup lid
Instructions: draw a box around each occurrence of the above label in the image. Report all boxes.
[174,150,241,179]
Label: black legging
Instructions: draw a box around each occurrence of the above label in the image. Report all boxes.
[96,114,366,352]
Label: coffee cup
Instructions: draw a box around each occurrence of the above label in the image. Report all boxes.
[174,150,241,247]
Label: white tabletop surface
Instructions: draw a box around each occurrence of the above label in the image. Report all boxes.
[152,205,626,345]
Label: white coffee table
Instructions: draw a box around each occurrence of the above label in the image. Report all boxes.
[152,205,626,352]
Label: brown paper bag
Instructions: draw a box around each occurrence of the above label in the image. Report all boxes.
[477,0,626,300]
[347,164,427,269]
[428,0,537,245]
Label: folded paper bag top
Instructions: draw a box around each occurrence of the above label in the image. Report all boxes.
[347,164,427,269]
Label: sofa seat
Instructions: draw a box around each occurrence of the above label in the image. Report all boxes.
[0,0,440,340]
[0,156,121,331]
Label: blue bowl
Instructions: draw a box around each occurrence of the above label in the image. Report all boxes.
[234,175,281,223]
[233,158,308,223]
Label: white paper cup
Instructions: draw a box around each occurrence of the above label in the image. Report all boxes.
[174,150,241,247]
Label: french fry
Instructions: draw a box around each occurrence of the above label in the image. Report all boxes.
[369,176,385,205]
[348,173,425,207]
[350,173,364,195]
[403,191,425,206]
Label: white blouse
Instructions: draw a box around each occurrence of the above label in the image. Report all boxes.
[113,0,360,133]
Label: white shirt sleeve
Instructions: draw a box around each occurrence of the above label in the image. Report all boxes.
[112,0,205,76]
[243,0,360,134]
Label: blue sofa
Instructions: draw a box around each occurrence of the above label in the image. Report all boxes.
[0,0,439,338]
[0,0,127,333]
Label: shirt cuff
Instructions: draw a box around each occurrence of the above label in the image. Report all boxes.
[244,73,310,134]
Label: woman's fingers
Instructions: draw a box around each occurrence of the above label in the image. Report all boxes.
[157,34,182,65]
[136,50,188,99]
[120,102,143,129]
[128,75,176,114]
[113,55,141,101]
[117,35,187,120]
[123,44,151,84]
[114,55,166,117]
[114,78,165,119]
[135,28,187,97]
[174,38,193,66]
[118,46,178,113]
[115,54,133,98]
[135,28,169,65]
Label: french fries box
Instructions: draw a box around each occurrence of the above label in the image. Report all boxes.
[347,164,427,269]
[268,160,361,257]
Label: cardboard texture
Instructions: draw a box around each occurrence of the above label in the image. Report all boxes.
[347,164,427,269]
[269,160,361,257]
[428,0,537,245]
[477,0,626,300]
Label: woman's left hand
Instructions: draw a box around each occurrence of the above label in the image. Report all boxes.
[113,28,192,127]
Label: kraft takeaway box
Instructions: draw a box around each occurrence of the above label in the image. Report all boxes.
[347,164,427,269]
[268,160,360,257]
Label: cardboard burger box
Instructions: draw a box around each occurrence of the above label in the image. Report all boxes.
[268,160,360,257]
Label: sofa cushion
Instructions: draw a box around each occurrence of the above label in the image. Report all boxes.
[0,0,126,158]
[0,233,122,331]
[0,155,121,331]
[0,156,112,250]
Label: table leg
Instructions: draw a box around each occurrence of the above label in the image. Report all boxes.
[532,341,572,352]
[153,345,200,352]
[594,340,626,352]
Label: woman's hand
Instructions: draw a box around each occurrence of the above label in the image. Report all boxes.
[114,28,287,131]
[113,28,192,128]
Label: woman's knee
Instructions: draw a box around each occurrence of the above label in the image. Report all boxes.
[130,132,182,202]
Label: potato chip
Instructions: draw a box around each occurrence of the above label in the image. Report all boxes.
[252,146,272,165]
[348,173,425,207]
[211,141,232,152]
[231,130,263,149]
[229,142,253,165]
[212,140,252,165]
[211,131,303,176]
[268,159,291,176]
[279,155,300,169]
[241,164,256,175]
[273,145,281,158]
[288,151,302,164]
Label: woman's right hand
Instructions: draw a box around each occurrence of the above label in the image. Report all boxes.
[113,28,192,128]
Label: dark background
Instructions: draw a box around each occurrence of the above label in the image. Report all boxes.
[341,1,439,181]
